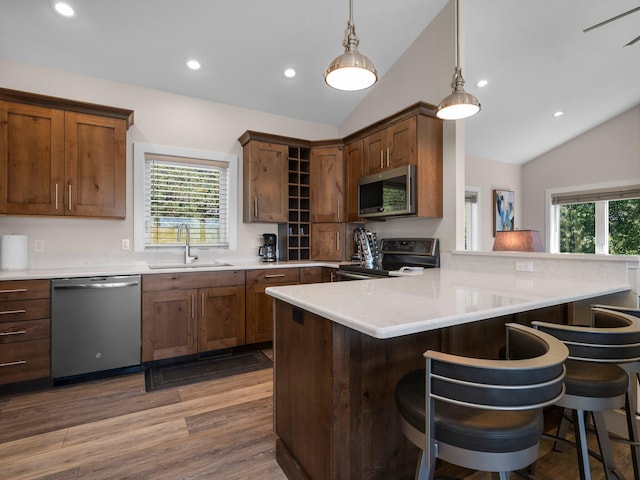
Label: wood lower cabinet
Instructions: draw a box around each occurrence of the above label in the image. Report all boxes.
[141,271,246,362]
[311,223,345,261]
[0,280,51,385]
[245,268,300,344]
[0,89,132,218]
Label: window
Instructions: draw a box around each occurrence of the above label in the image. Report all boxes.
[464,188,480,251]
[133,143,237,252]
[550,185,640,255]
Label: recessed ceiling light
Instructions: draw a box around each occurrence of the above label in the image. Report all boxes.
[476,79,488,88]
[553,111,564,117]
[52,1,75,17]
[283,68,296,79]
[186,59,201,70]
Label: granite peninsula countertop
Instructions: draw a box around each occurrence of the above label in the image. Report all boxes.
[265,268,632,339]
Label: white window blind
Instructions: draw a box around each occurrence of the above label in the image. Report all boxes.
[144,153,229,248]
[552,185,640,205]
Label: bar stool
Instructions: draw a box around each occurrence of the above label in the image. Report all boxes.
[395,323,568,480]
[590,304,640,480]
[533,309,640,480]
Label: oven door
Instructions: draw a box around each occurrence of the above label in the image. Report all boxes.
[335,269,388,281]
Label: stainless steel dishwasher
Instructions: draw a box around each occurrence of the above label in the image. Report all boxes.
[51,275,141,379]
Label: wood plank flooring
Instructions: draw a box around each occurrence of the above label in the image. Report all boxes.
[0,357,635,480]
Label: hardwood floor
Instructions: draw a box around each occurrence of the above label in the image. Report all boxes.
[0,360,635,480]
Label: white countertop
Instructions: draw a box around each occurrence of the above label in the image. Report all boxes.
[0,260,341,281]
[265,268,632,339]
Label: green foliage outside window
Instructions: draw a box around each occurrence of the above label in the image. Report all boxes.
[609,199,640,255]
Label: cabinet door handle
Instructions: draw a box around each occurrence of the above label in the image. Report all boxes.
[55,183,59,210]
[201,293,206,318]
[68,184,72,211]
[380,150,384,169]
[386,148,390,167]
[191,294,195,319]
[0,309,27,315]
[336,232,340,251]
[254,197,258,218]
[0,330,26,336]
[264,274,286,279]
[0,289,27,294]
[0,360,27,368]
[337,200,341,220]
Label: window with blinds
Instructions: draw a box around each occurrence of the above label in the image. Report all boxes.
[144,153,229,248]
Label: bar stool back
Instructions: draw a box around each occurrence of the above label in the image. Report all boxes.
[533,309,640,480]
[395,323,568,480]
[590,304,640,479]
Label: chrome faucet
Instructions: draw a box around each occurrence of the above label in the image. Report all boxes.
[177,223,198,264]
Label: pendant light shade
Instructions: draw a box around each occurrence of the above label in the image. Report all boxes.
[324,0,377,91]
[437,0,480,120]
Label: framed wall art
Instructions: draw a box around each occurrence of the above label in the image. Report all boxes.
[493,189,515,235]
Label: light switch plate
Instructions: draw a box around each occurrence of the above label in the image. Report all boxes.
[121,239,130,251]
[515,261,534,272]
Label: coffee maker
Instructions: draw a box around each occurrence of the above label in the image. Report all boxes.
[258,233,277,262]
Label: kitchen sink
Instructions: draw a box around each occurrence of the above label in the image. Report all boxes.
[147,262,233,270]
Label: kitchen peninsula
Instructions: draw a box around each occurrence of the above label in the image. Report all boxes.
[266,258,637,480]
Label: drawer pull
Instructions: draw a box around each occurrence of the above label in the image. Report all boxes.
[264,274,286,279]
[0,289,27,294]
[0,309,27,315]
[0,330,26,336]
[0,360,27,368]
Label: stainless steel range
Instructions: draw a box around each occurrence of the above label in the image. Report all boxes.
[336,238,439,280]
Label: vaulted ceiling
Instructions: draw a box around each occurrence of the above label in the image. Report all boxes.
[1,0,639,165]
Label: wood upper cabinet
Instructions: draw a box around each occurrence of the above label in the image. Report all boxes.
[0,102,65,216]
[343,139,364,222]
[0,89,132,218]
[363,116,416,174]
[311,223,345,261]
[142,271,246,362]
[310,146,343,222]
[65,112,126,218]
[242,140,289,223]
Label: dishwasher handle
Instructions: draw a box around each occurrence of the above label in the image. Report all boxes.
[53,279,140,290]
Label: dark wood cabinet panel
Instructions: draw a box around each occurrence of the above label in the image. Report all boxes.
[343,139,364,222]
[142,289,198,362]
[310,146,343,223]
[198,285,245,351]
[0,102,65,215]
[65,112,126,218]
[311,223,345,261]
[242,141,289,223]
[0,279,51,386]
[0,90,132,219]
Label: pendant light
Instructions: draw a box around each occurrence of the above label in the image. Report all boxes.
[437,0,480,120]
[324,0,377,91]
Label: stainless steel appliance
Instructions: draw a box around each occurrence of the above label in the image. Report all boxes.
[51,275,141,379]
[358,165,416,219]
[258,233,277,262]
[337,238,439,280]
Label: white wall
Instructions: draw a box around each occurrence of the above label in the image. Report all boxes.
[0,58,338,261]
[465,154,522,251]
[522,105,640,244]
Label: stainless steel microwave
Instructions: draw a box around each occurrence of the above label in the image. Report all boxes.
[358,165,416,219]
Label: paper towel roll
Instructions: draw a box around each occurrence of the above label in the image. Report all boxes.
[1,235,29,271]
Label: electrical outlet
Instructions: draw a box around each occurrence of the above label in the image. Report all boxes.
[34,240,45,252]
[515,261,534,272]
[121,239,130,251]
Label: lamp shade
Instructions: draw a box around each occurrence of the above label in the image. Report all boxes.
[493,230,544,252]
[437,89,481,120]
[324,51,377,91]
